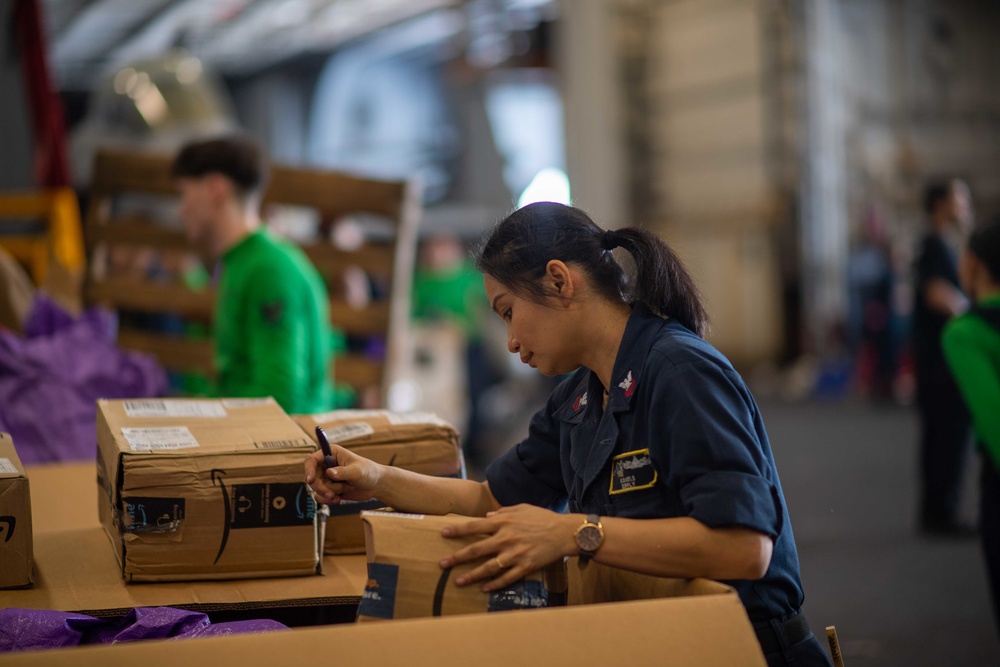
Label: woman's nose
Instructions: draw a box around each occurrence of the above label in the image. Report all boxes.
[507,330,519,353]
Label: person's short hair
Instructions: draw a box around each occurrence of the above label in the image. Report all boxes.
[171,135,268,200]
[923,180,952,216]
[969,218,1000,283]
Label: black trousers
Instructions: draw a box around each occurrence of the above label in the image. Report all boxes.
[916,362,973,526]
[980,456,1000,639]
[754,612,833,667]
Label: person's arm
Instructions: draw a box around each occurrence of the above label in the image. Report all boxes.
[304,446,501,518]
[943,319,1000,468]
[439,505,772,591]
[919,237,968,317]
[924,278,969,317]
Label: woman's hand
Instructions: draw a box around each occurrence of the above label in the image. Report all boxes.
[438,504,579,592]
[304,444,383,505]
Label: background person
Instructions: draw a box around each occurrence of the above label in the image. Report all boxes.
[307,202,832,666]
[172,135,334,413]
[911,178,975,536]
[943,219,1000,636]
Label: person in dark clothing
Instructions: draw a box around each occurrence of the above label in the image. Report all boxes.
[943,219,1000,636]
[912,178,975,536]
[306,203,832,666]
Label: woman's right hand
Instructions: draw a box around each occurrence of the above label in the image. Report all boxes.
[304,444,383,505]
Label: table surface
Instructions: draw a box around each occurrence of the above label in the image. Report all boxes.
[1,461,368,615]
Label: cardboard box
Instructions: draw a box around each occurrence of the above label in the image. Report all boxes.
[0,593,768,667]
[357,510,565,621]
[293,409,465,555]
[4,461,367,621]
[96,398,320,582]
[0,432,33,588]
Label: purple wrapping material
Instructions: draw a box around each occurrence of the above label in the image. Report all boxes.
[0,607,287,653]
[0,295,168,464]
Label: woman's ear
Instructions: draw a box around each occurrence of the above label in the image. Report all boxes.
[544,260,575,304]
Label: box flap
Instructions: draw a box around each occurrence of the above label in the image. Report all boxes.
[99,399,313,457]
[293,410,459,447]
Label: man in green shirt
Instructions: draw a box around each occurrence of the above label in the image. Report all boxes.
[172,136,333,414]
[943,219,1000,636]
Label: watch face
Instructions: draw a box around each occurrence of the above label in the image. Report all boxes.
[577,525,603,552]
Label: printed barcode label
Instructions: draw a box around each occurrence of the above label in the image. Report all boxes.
[310,409,448,428]
[254,439,308,449]
[222,398,274,408]
[124,400,227,419]
[122,427,200,451]
[323,423,375,443]
[0,458,19,475]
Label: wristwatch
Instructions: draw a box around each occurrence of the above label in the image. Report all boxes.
[574,514,604,563]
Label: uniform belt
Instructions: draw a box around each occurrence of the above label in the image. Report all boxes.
[752,610,811,655]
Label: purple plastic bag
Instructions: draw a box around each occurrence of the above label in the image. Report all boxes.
[0,295,168,464]
[0,607,287,653]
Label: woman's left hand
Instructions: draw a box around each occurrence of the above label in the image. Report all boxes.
[439,504,579,592]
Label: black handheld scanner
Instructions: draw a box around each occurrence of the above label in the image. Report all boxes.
[316,426,336,469]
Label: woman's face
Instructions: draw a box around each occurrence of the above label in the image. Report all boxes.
[483,274,579,377]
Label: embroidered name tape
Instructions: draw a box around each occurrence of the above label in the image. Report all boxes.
[609,448,658,495]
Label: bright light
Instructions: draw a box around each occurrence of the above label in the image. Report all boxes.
[517,167,570,208]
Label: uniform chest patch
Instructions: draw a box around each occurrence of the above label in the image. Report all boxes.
[609,448,658,495]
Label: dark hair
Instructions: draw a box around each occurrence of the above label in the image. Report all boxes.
[171,135,268,199]
[968,218,1000,283]
[923,180,952,215]
[474,202,708,337]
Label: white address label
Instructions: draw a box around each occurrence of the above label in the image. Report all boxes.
[123,400,227,419]
[221,398,274,408]
[0,458,19,475]
[323,423,375,443]
[122,427,200,451]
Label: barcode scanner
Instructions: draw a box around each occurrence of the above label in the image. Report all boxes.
[316,426,336,469]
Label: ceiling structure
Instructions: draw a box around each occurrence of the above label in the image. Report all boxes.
[41,0,556,91]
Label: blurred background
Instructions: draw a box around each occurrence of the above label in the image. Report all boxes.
[1,0,999,664]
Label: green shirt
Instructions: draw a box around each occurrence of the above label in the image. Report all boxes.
[214,229,333,414]
[942,293,1000,470]
[411,260,487,340]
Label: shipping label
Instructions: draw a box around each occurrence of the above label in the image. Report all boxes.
[221,398,275,408]
[322,422,375,443]
[123,400,227,418]
[0,458,18,476]
[122,427,200,451]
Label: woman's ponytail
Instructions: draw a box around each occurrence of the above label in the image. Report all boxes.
[476,202,708,337]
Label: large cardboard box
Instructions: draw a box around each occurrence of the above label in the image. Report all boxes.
[293,409,465,555]
[0,432,32,588]
[0,595,769,667]
[96,398,320,582]
[357,510,565,621]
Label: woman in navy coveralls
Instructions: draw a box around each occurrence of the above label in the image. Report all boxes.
[306,203,832,666]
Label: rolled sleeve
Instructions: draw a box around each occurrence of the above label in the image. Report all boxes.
[681,470,782,538]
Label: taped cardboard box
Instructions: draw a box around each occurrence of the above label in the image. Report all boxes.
[0,432,33,588]
[358,510,565,620]
[96,398,320,582]
[293,410,465,555]
[0,596,770,667]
